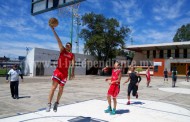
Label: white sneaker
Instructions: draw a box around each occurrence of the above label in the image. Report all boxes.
[46,103,51,112]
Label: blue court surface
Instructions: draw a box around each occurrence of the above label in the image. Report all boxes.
[0,99,190,122]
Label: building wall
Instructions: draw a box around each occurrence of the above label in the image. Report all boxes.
[34,48,59,76]
[24,48,35,76]
[75,53,96,75]
[24,48,96,76]
[188,49,190,58]
[153,59,165,76]
[165,59,190,72]
[179,49,183,58]
[144,49,190,60]
[171,49,175,58]
[164,50,167,59]
[132,49,190,76]
[132,52,147,66]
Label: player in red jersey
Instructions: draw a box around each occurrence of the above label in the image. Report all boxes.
[104,61,122,115]
[146,67,151,87]
[46,26,75,112]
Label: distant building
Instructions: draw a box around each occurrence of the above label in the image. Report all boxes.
[0,56,9,62]
[18,56,26,61]
[24,48,96,76]
[126,41,190,76]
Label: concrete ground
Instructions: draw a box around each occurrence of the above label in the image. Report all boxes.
[0,75,190,121]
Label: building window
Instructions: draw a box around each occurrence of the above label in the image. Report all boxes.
[175,49,179,58]
[159,50,163,58]
[154,66,158,72]
[167,50,171,58]
[153,50,156,58]
[184,49,187,58]
[147,50,150,59]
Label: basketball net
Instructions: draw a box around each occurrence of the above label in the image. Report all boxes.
[57,3,80,18]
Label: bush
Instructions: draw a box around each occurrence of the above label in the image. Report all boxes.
[136,67,143,73]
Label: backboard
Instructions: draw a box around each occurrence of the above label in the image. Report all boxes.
[31,0,85,16]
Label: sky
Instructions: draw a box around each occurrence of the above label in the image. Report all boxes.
[0,0,190,58]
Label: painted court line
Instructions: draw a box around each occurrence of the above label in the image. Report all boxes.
[159,88,190,94]
[0,99,190,122]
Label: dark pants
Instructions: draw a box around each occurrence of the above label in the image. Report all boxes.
[128,83,138,96]
[172,76,177,87]
[10,81,19,98]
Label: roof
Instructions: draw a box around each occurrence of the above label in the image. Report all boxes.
[125,41,190,52]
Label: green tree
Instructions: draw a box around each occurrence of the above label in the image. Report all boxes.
[173,24,190,42]
[80,12,130,61]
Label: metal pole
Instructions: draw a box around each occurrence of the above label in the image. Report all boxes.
[70,7,74,52]
[68,7,74,80]
[76,17,80,53]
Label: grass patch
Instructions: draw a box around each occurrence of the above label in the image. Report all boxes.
[0,69,8,75]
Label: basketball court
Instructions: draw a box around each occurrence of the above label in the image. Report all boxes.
[180,81,190,86]
[159,87,190,94]
[0,1,190,122]
[1,99,190,122]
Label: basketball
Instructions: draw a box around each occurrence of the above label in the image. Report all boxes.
[49,18,58,27]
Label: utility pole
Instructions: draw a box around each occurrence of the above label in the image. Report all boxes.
[70,7,74,52]
[75,15,81,53]
[26,47,29,55]
[131,37,133,45]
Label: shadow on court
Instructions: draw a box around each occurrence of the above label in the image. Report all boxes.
[18,96,31,99]
[116,109,130,114]
[68,116,108,122]
[131,101,145,105]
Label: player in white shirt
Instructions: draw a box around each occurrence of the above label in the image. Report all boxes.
[6,64,24,99]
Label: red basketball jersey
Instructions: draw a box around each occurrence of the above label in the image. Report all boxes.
[57,48,74,73]
[111,69,121,85]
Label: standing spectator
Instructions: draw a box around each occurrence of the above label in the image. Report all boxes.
[172,67,178,87]
[186,69,190,82]
[163,68,168,83]
[102,65,110,76]
[6,64,24,99]
[146,67,151,87]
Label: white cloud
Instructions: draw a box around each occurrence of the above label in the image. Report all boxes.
[86,0,103,10]
[0,40,58,58]
[186,11,190,16]
[0,17,35,32]
[153,0,185,20]
[112,0,143,24]
[0,4,14,16]
[123,14,190,46]
[133,29,174,45]
[154,16,163,21]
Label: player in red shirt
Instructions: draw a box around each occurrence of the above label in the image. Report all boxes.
[104,61,122,115]
[46,26,75,112]
[146,67,151,87]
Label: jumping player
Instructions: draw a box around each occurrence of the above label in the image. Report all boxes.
[46,26,75,112]
[123,66,141,105]
[104,61,122,115]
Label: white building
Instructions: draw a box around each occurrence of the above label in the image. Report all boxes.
[24,48,95,76]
